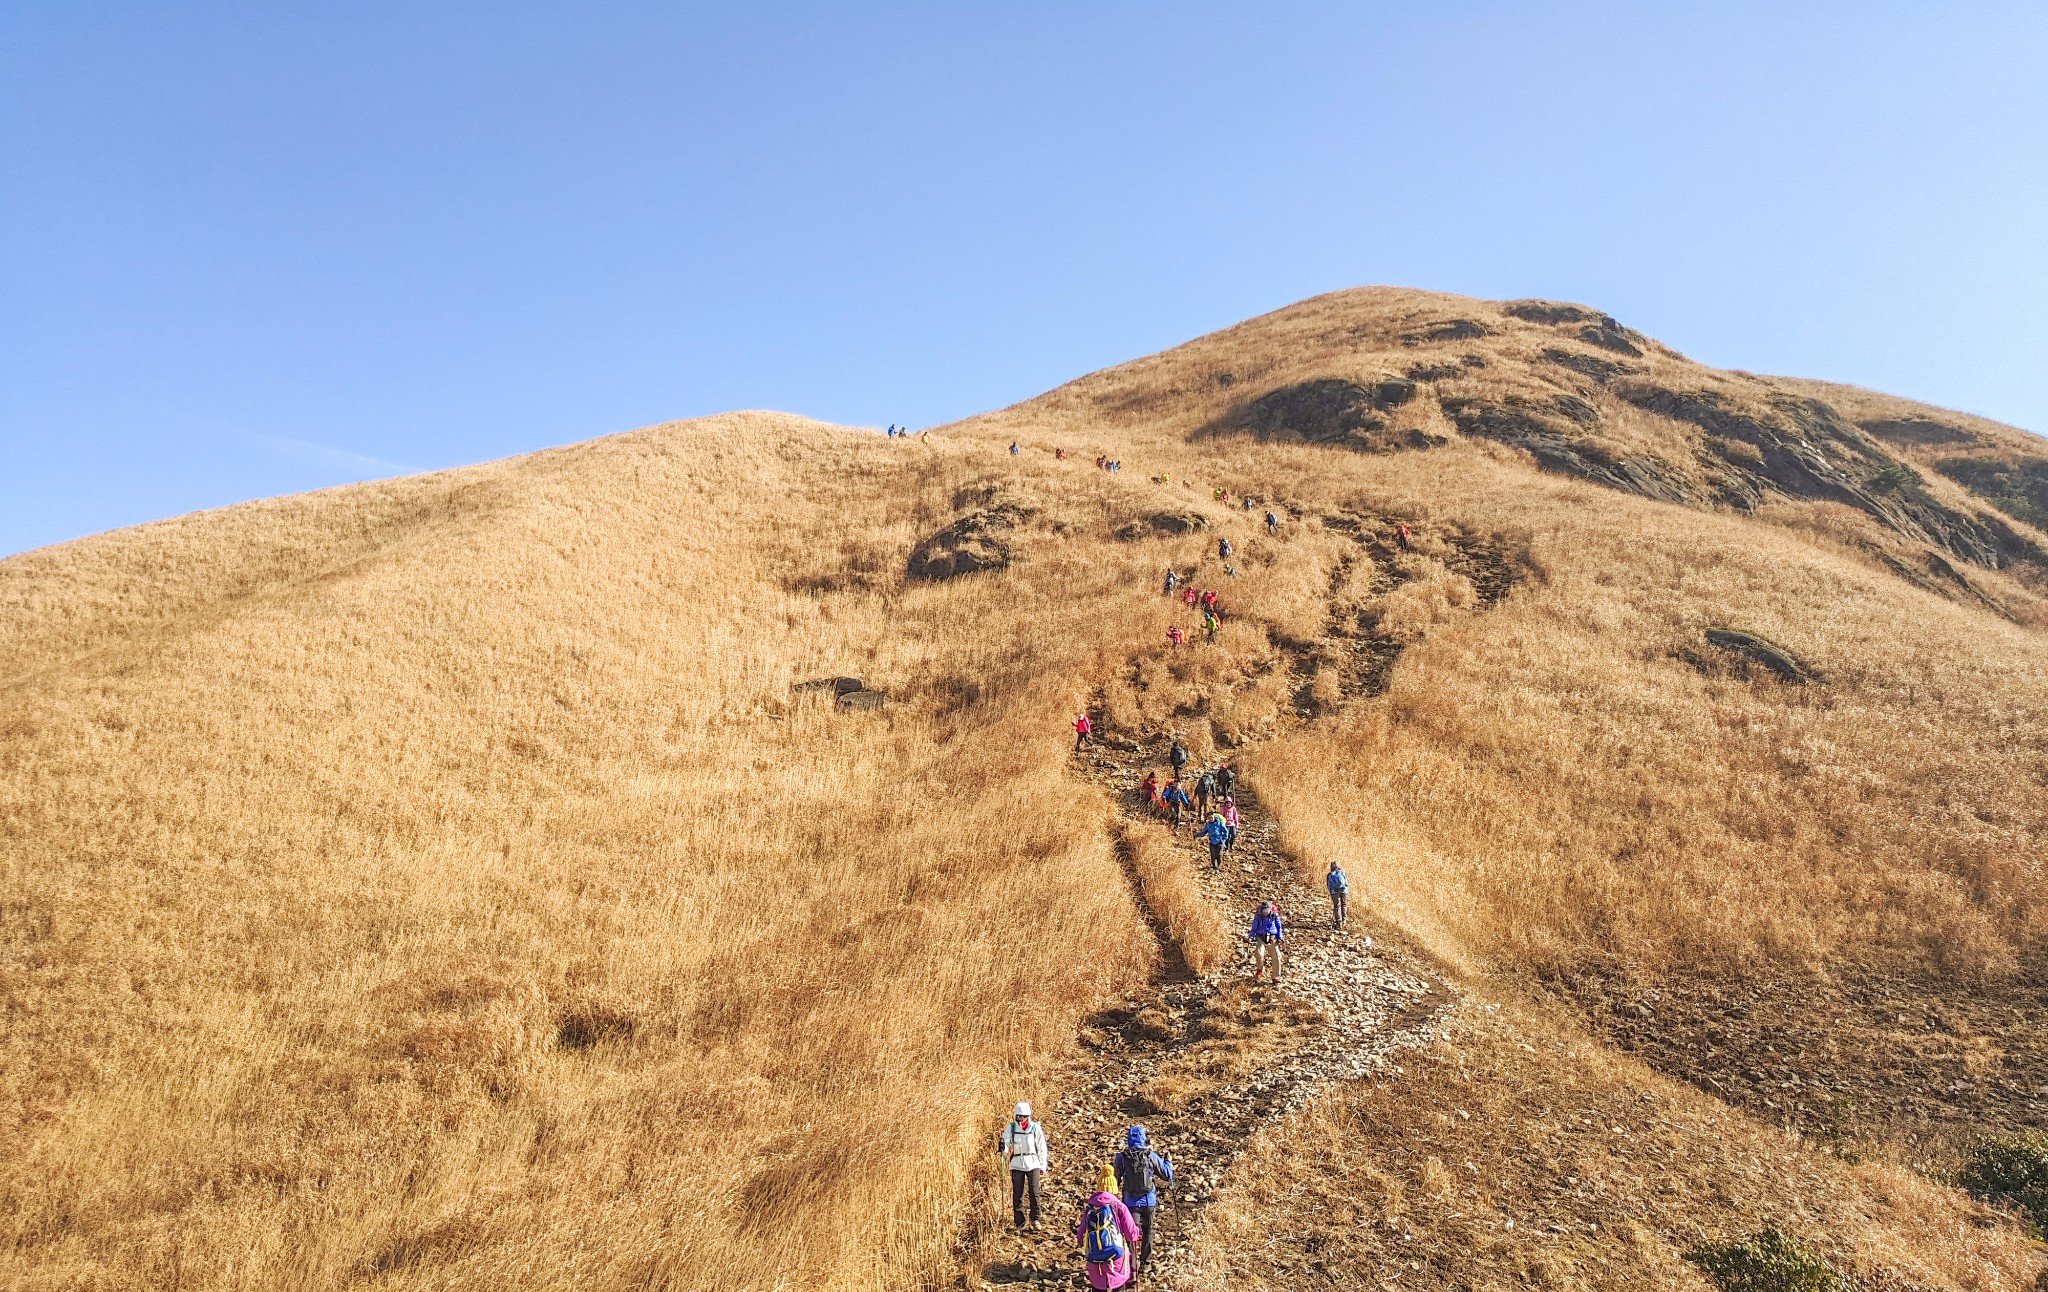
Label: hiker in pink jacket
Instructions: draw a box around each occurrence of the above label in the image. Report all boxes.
[1075,1163,1144,1290]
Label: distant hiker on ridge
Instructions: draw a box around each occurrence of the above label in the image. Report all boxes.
[1000,1101,1050,1229]
[1078,1163,1142,1290]
[1326,861,1350,929]
[1249,900,1284,984]
[1115,1125,1174,1278]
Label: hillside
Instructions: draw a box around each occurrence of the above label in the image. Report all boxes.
[5,288,2046,1291]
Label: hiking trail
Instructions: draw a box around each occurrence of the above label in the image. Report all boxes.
[956,513,1519,1290]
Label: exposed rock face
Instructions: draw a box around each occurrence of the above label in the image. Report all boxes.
[1933,457,2048,528]
[792,676,864,697]
[1704,629,1814,684]
[1403,319,1493,344]
[907,501,1035,580]
[835,689,886,710]
[1618,386,2041,568]
[1540,347,1637,384]
[1440,397,1692,504]
[1207,377,1435,451]
[1504,300,1599,325]
[1861,417,1976,446]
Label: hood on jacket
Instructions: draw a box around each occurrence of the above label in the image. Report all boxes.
[1014,1101,1031,1119]
[1126,1125,1147,1148]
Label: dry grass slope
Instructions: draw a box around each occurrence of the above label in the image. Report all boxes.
[6,287,2048,1290]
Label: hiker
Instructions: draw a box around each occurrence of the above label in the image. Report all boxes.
[1010,442,1020,456]
[1200,590,1219,613]
[1249,900,1284,983]
[1181,586,1199,610]
[1222,563,1238,577]
[1326,862,1350,928]
[1265,510,1280,534]
[1168,740,1189,778]
[1166,625,1186,648]
[1115,1126,1174,1278]
[1000,1101,1050,1228]
[1220,795,1242,846]
[1074,713,1094,751]
[1057,447,1068,460]
[1202,611,1220,643]
[1162,779,1191,830]
[1218,537,1233,560]
[1162,568,1179,595]
[1396,523,1412,550]
[1138,771,1159,812]
[1146,775,1167,818]
[1200,812,1230,871]
[886,424,896,437]
[1193,767,1218,816]
[1078,1164,1142,1290]
[1215,762,1235,799]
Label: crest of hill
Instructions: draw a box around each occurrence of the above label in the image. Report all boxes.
[969,286,2048,616]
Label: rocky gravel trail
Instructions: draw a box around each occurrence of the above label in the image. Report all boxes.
[966,737,1455,1290]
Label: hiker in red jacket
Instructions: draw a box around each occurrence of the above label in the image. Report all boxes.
[1396,523,1412,550]
[1166,625,1186,648]
[1073,713,1094,751]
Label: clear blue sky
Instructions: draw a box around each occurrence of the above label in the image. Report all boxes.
[4,2,2044,557]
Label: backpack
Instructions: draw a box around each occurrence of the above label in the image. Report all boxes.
[1082,1202,1125,1263]
[1117,1148,1155,1199]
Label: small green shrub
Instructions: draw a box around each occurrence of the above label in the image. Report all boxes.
[1685,1227,1842,1292]
[1954,1134,2048,1238]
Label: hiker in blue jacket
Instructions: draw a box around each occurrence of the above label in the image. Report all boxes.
[1114,1125,1174,1277]
[1326,862,1350,928]
[1161,780,1192,831]
[1249,900,1284,984]
[1199,814,1230,871]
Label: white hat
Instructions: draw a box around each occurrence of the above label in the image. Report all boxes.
[1015,1101,1032,1118]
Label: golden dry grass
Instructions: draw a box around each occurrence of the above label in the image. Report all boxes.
[1185,997,2044,1289]
[7,286,2048,1289]
[1117,820,1232,974]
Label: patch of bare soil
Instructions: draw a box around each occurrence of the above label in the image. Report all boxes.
[1551,958,2048,1161]
[1180,999,2044,1291]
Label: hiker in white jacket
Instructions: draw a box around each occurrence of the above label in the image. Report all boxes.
[1000,1100,1050,1228]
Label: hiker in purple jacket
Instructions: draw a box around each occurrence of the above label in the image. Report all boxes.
[1076,1163,1143,1290]
[1249,900,1284,984]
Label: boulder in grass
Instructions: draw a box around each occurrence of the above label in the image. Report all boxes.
[1704,629,1815,684]
[793,676,864,697]
[836,689,887,711]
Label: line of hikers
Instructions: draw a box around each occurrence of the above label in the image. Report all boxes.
[1000,1103,1175,1289]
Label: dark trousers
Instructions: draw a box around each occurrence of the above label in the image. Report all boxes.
[1208,838,1223,870]
[1130,1203,1156,1269]
[1330,891,1348,926]
[1010,1168,1041,1224]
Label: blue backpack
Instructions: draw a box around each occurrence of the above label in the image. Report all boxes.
[1082,1202,1125,1264]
